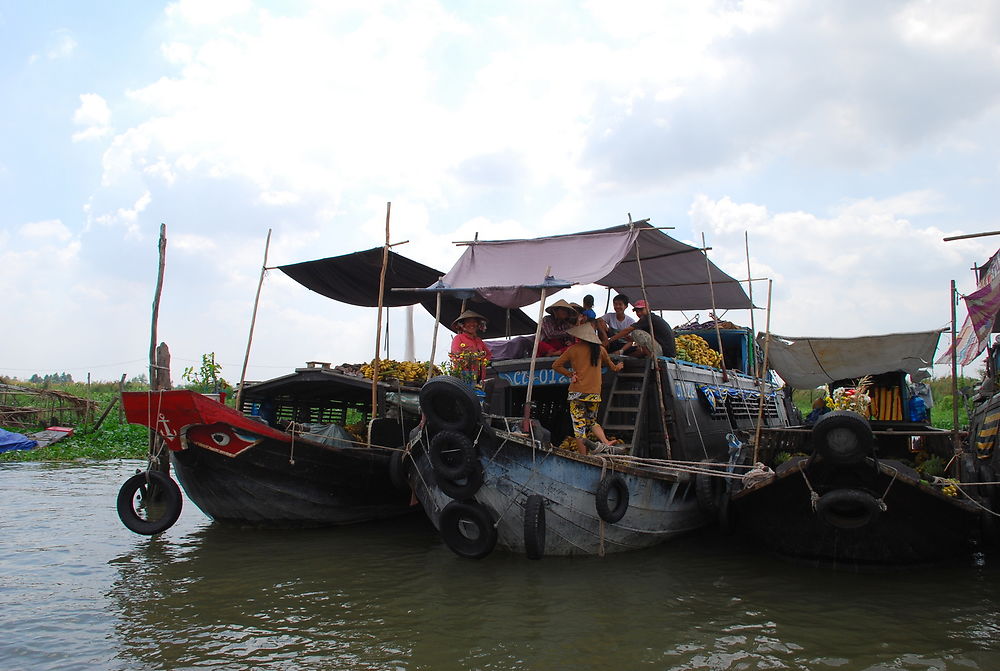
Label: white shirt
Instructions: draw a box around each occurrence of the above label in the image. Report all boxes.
[602,312,635,331]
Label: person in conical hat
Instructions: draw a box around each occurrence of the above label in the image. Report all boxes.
[552,323,624,455]
[450,309,492,382]
[451,309,488,331]
[537,299,579,356]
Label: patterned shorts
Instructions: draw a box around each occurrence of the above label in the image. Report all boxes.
[568,392,602,438]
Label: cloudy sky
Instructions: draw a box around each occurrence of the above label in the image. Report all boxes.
[2,0,999,385]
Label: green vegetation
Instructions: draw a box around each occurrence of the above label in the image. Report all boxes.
[1,422,149,462]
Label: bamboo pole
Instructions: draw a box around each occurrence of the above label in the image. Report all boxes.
[701,233,729,383]
[372,203,391,421]
[427,288,442,381]
[235,229,272,410]
[522,268,552,432]
[951,279,960,453]
[752,279,774,464]
[744,231,757,372]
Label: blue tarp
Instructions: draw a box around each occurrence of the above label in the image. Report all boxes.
[0,427,38,453]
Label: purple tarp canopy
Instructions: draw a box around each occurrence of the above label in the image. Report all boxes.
[437,221,753,310]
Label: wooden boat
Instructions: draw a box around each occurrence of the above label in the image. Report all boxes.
[116,246,540,535]
[728,330,993,567]
[401,221,793,558]
[120,364,420,532]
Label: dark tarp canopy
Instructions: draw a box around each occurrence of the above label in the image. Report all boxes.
[437,220,753,310]
[278,248,537,338]
[760,330,943,389]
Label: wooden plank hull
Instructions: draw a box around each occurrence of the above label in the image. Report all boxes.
[412,435,706,557]
[122,390,415,527]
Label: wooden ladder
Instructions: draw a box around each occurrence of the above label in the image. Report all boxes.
[600,359,650,450]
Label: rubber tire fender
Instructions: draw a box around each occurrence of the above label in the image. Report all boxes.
[117,470,183,535]
[419,375,481,436]
[695,460,726,516]
[523,494,546,560]
[389,450,410,491]
[812,410,874,465]
[815,488,881,530]
[436,463,485,500]
[428,430,478,480]
[439,500,498,559]
[595,474,630,524]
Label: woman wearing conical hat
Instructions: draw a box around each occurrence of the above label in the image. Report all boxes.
[449,309,493,382]
[535,299,579,357]
[552,324,624,455]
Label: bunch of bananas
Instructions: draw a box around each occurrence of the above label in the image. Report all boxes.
[675,334,723,368]
[344,423,366,444]
[358,359,442,384]
[941,478,959,497]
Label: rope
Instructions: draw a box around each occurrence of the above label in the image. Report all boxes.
[876,469,895,512]
[800,468,820,511]
[954,483,1000,518]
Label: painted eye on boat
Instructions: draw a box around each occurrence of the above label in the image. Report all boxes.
[210,432,231,446]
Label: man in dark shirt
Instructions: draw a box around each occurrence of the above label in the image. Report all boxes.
[609,299,677,357]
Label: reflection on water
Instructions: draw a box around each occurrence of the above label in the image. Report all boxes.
[2,461,1000,670]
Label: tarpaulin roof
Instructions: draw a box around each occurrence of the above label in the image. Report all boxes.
[278,248,537,338]
[437,221,753,310]
[760,330,943,389]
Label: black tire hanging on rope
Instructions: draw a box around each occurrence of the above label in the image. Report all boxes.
[523,494,547,560]
[815,488,882,530]
[812,410,874,465]
[117,470,183,535]
[428,430,478,480]
[439,500,498,559]
[695,460,727,516]
[436,463,485,500]
[389,450,410,491]
[419,375,481,436]
[595,474,630,523]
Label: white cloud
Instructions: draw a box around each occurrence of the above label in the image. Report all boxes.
[72,93,112,142]
[164,0,253,26]
[19,219,73,242]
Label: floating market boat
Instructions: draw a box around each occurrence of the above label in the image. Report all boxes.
[116,247,538,535]
[401,221,793,558]
[728,329,993,567]
[118,364,421,533]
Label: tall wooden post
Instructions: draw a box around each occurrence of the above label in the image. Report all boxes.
[148,224,170,474]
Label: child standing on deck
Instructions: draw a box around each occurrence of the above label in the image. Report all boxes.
[552,324,624,455]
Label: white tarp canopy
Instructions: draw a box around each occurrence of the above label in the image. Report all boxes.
[761,330,944,389]
[437,221,753,310]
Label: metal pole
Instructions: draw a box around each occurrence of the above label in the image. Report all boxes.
[235,228,271,410]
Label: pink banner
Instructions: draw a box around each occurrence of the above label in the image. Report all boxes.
[937,315,984,366]
[965,277,1000,345]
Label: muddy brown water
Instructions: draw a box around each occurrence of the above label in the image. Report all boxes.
[2,460,999,670]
